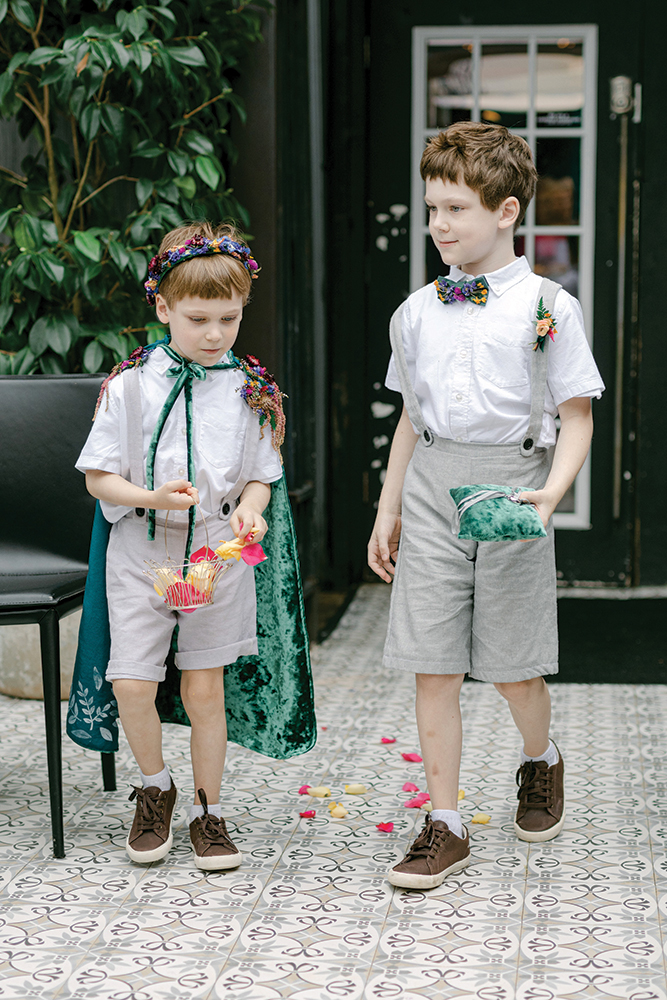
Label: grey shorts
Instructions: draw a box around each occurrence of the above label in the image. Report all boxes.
[383,438,558,683]
[105,514,257,683]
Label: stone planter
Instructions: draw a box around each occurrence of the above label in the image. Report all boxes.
[0,610,81,700]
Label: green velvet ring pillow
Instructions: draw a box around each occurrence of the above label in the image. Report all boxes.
[449,484,547,542]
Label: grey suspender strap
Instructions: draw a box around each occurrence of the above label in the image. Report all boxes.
[124,366,146,489]
[520,277,561,457]
[388,303,435,446]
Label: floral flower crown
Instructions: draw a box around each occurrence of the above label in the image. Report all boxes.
[144,234,259,305]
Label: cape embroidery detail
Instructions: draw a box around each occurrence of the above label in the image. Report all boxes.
[93,344,157,420]
[236,354,286,453]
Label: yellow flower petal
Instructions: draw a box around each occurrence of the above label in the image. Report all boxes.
[458,789,465,801]
[422,800,433,812]
[214,538,244,562]
[185,561,216,591]
[153,583,164,597]
[471,812,491,824]
[308,786,331,798]
[344,784,367,795]
[329,803,348,818]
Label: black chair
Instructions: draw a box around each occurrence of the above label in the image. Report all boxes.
[0,374,116,858]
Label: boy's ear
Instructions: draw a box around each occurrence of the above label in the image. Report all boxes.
[154,293,170,324]
[498,196,521,230]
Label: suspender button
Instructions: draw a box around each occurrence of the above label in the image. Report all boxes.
[523,438,534,450]
[135,507,145,517]
[221,502,231,516]
[423,429,432,443]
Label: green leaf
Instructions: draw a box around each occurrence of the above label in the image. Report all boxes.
[7,52,28,74]
[101,104,124,141]
[16,346,36,375]
[194,155,220,191]
[0,72,13,104]
[0,205,17,235]
[125,8,149,41]
[166,148,189,176]
[80,103,102,142]
[183,132,214,156]
[133,139,164,159]
[40,353,65,375]
[46,319,72,357]
[174,175,196,200]
[108,240,130,270]
[0,0,8,25]
[228,92,247,126]
[109,39,131,71]
[83,339,105,372]
[135,178,153,205]
[9,0,35,29]
[23,47,63,67]
[146,322,165,344]
[28,316,50,356]
[169,46,207,68]
[73,230,102,262]
[0,301,13,329]
[13,215,42,252]
[129,41,151,73]
[127,249,147,282]
[39,254,65,283]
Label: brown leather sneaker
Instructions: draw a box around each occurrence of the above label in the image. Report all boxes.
[126,781,177,863]
[388,816,471,889]
[514,745,565,842]
[189,789,243,871]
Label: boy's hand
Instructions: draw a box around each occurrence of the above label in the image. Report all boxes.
[518,489,558,529]
[151,479,200,510]
[368,511,402,583]
[231,503,268,543]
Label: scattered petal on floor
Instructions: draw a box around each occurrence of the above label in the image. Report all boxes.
[298,785,311,795]
[376,822,394,832]
[381,737,396,743]
[328,802,348,818]
[422,800,433,812]
[402,781,419,792]
[401,752,423,762]
[404,792,430,808]
[471,812,491,824]
[344,784,367,795]
[299,810,316,818]
[309,785,331,797]
[458,789,465,800]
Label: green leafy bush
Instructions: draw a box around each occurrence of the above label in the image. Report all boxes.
[0,0,270,374]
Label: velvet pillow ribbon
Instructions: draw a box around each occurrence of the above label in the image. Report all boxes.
[146,344,239,560]
[435,274,489,306]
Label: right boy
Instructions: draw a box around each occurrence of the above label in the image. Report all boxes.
[368,122,604,889]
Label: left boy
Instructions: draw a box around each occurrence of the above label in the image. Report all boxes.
[76,223,284,870]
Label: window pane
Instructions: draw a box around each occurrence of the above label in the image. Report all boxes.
[535,234,579,298]
[427,43,473,129]
[536,41,584,128]
[514,234,526,259]
[480,43,529,129]
[536,137,581,224]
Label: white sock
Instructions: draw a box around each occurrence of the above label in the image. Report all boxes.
[189,802,222,823]
[139,765,171,792]
[521,739,559,768]
[430,809,464,838]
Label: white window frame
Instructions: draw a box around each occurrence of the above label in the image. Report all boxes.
[411,24,598,529]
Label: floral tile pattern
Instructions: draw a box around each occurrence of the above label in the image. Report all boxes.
[0,583,665,999]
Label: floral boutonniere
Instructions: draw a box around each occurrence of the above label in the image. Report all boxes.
[533,297,557,352]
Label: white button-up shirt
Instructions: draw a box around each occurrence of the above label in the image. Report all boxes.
[385,256,605,447]
[76,345,283,523]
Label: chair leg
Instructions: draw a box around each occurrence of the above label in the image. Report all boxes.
[101,752,116,791]
[39,609,65,859]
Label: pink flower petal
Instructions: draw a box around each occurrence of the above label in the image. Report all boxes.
[298,785,311,795]
[299,810,316,818]
[401,752,423,763]
[190,545,216,563]
[376,822,394,832]
[241,542,267,566]
[381,737,396,744]
[402,782,419,793]
[321,726,328,731]
[404,792,430,808]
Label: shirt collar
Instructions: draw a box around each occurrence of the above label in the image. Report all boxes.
[448,255,531,298]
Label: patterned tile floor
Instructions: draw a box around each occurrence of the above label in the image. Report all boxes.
[0,584,665,999]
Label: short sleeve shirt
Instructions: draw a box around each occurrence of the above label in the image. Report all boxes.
[385,256,605,447]
[76,345,283,523]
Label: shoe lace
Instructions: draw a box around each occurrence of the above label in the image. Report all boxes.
[195,787,236,849]
[516,762,554,809]
[404,818,450,861]
[129,786,166,832]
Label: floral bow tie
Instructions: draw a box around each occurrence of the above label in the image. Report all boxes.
[435,275,489,306]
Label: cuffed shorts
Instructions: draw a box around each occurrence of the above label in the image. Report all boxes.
[105,513,257,683]
[383,438,558,683]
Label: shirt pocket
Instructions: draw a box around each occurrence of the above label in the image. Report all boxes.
[197,413,246,470]
[474,332,533,388]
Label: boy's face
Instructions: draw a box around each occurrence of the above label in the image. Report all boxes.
[155,293,244,366]
[425,177,519,275]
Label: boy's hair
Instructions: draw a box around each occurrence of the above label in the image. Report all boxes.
[420,122,538,228]
[157,221,253,306]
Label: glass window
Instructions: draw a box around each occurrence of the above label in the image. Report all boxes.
[427,42,473,129]
[536,41,584,128]
[535,138,581,225]
[480,43,529,129]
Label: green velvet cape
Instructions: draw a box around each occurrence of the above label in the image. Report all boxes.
[66,474,317,759]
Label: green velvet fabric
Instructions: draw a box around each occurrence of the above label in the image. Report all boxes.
[449,484,547,542]
[67,475,317,759]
